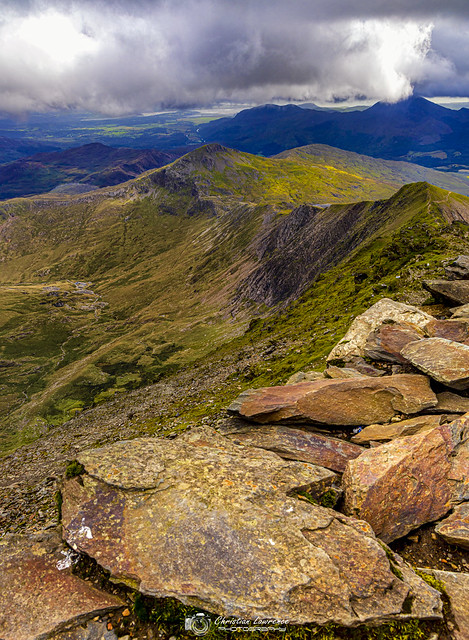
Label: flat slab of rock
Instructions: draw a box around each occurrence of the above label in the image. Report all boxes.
[364,322,423,364]
[324,366,365,379]
[228,375,437,426]
[223,424,364,472]
[423,279,469,305]
[435,502,469,549]
[62,427,442,627]
[343,415,469,542]
[0,531,123,640]
[421,570,469,640]
[426,391,469,414]
[327,298,432,363]
[451,303,469,319]
[350,414,448,445]
[444,255,469,280]
[401,338,469,390]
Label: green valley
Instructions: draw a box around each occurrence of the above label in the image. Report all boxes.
[1,143,469,452]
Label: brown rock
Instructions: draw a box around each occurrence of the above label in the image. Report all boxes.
[444,255,469,280]
[327,298,433,363]
[228,375,437,426]
[364,322,424,364]
[0,531,123,640]
[343,416,469,543]
[423,279,469,305]
[224,424,364,472]
[425,318,469,342]
[421,570,469,640]
[350,415,445,444]
[401,338,469,390]
[435,503,469,549]
[427,391,469,414]
[61,427,442,627]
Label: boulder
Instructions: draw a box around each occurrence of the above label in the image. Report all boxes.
[350,414,448,445]
[427,391,469,414]
[363,322,423,364]
[450,303,469,319]
[423,280,469,306]
[286,370,324,384]
[425,318,469,343]
[223,424,364,472]
[444,255,469,280]
[327,298,432,363]
[401,338,469,391]
[0,531,124,640]
[435,502,469,550]
[228,375,437,426]
[420,570,469,640]
[343,415,469,542]
[62,427,442,627]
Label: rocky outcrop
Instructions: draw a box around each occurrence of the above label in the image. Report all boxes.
[222,423,364,472]
[423,279,469,305]
[0,531,124,640]
[401,337,469,390]
[444,255,469,280]
[421,570,469,640]
[435,502,469,549]
[228,375,437,426]
[61,427,442,627]
[343,416,469,542]
[350,414,450,445]
[327,298,432,363]
[363,322,423,364]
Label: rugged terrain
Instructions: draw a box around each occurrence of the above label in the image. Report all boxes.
[2,143,469,451]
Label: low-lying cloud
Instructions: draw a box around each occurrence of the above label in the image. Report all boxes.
[0,0,468,115]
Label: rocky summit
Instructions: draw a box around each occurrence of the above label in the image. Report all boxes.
[61,427,441,627]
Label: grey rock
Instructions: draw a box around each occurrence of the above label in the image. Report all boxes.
[444,255,469,280]
[61,427,441,627]
[327,298,433,363]
[423,279,469,305]
[286,370,324,384]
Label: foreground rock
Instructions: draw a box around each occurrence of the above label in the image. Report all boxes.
[343,416,469,542]
[421,570,469,640]
[435,502,469,549]
[350,414,449,445]
[0,531,123,640]
[222,424,364,472]
[228,375,437,426]
[423,279,469,305]
[327,298,432,363]
[401,338,469,390]
[62,427,442,626]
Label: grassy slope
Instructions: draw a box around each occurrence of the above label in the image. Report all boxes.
[1,144,469,451]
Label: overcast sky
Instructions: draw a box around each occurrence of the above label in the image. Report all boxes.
[0,0,468,115]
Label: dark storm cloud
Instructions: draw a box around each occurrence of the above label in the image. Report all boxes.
[0,0,467,115]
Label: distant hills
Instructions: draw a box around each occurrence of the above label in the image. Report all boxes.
[199,96,469,170]
[1,142,469,450]
[0,143,181,199]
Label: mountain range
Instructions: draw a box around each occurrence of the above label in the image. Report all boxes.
[1,142,469,452]
[199,96,469,170]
